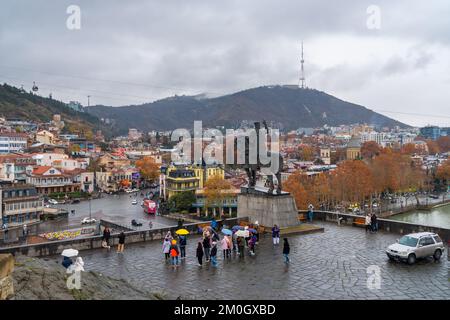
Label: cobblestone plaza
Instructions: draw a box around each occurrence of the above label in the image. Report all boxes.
[50,222,449,300]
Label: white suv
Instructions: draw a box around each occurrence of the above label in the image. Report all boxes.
[386,232,445,264]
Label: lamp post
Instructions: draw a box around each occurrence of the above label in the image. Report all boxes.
[89,196,92,220]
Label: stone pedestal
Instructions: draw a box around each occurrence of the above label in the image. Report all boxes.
[237,186,300,228]
[0,254,14,300]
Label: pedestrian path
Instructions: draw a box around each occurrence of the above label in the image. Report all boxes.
[49,222,449,299]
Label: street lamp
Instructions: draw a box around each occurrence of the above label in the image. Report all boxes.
[89,196,92,220]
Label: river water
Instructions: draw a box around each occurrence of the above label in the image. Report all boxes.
[388,203,450,229]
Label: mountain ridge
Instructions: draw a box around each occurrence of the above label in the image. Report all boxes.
[86,85,409,134]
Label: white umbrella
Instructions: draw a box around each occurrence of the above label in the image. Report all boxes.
[235,230,249,238]
[61,248,79,257]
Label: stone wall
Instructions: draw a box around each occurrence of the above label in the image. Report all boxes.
[0,218,244,258]
[0,254,14,300]
[238,193,299,228]
[300,210,450,242]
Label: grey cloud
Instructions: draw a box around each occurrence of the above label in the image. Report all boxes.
[0,0,448,126]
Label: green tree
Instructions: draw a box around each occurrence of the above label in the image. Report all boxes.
[168,191,196,212]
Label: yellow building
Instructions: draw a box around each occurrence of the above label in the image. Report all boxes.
[161,163,225,200]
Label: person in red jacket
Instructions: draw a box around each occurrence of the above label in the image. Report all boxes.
[170,239,180,267]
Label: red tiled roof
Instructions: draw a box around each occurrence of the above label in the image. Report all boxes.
[32,166,53,175]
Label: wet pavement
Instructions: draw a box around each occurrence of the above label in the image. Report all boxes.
[48,222,450,300]
[1,190,176,244]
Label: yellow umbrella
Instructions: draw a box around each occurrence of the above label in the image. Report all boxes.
[175,229,189,235]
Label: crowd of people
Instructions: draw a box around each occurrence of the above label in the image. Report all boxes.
[160,222,291,268]
[98,220,292,267]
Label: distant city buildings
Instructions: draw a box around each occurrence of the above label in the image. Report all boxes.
[0,182,43,228]
[419,126,449,140]
[0,132,28,154]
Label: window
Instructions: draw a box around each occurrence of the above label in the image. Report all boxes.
[433,235,442,244]
[419,237,434,246]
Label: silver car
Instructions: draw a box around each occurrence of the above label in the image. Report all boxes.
[386,232,445,265]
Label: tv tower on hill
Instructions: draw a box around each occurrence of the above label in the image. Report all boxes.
[299,41,306,89]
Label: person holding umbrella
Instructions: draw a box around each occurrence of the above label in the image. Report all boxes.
[175,228,189,259]
[179,235,187,259]
[61,249,78,269]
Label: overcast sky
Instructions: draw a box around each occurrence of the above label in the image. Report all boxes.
[1,0,449,127]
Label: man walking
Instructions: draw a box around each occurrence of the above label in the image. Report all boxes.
[283,238,290,264]
[179,235,187,259]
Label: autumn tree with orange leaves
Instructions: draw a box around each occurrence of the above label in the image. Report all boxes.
[283,171,309,210]
[436,160,450,188]
[135,156,160,182]
[361,141,381,159]
[203,175,233,216]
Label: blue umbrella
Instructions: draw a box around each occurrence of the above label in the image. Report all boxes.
[221,228,233,236]
[247,228,257,233]
[232,225,244,231]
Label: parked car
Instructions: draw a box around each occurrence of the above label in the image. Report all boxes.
[81,217,96,225]
[131,199,138,205]
[386,232,445,264]
[428,194,439,199]
[131,219,142,227]
[48,199,58,205]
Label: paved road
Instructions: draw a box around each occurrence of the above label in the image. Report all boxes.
[47,190,174,230]
[48,222,450,300]
[1,190,175,244]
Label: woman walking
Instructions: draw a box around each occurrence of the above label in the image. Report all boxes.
[272,224,280,245]
[203,235,211,262]
[162,238,171,260]
[196,241,204,267]
[117,231,125,253]
[221,236,229,259]
[282,238,290,264]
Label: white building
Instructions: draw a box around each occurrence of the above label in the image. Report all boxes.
[0,132,28,154]
[360,132,389,147]
[32,153,88,170]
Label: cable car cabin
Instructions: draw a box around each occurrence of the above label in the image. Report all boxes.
[143,199,157,215]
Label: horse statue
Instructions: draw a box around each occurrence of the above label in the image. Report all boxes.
[241,121,284,194]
